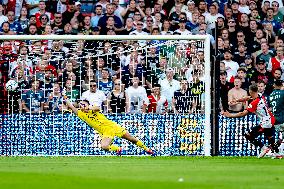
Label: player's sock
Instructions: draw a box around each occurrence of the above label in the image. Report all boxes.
[135,140,148,151]
[108,145,120,152]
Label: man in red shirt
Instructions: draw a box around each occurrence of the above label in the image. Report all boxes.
[222,84,279,158]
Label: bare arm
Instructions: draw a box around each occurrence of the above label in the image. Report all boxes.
[63,96,78,115]
[222,110,249,118]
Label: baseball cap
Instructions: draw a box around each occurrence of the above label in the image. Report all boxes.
[224,49,232,54]
[166,67,174,72]
[93,26,100,32]
[231,1,239,4]
[75,2,81,6]
[245,55,252,59]
[256,58,265,64]
[187,0,195,5]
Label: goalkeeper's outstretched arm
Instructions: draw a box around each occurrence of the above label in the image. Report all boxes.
[63,95,78,115]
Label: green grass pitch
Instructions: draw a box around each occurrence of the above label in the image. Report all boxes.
[0,156,283,189]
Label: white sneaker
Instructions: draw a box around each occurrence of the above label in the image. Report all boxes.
[258,146,271,158]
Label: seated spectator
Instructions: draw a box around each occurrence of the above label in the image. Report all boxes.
[159,67,180,111]
[125,76,148,113]
[65,78,80,105]
[51,12,64,34]
[21,79,44,113]
[107,79,126,113]
[45,82,64,114]
[120,17,135,35]
[81,80,107,111]
[147,83,168,113]
[228,76,248,113]
[121,60,146,88]
[172,79,195,114]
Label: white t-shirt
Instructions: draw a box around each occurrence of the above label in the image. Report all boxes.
[203,12,224,30]
[223,60,239,81]
[159,78,180,109]
[81,90,106,108]
[174,29,192,35]
[0,15,8,27]
[238,5,251,14]
[125,86,148,113]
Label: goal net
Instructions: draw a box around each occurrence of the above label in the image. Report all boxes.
[0,35,211,156]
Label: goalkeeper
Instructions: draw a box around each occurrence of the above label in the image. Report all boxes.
[62,90,155,156]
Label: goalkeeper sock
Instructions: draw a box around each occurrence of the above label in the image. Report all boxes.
[136,140,148,151]
[108,145,120,152]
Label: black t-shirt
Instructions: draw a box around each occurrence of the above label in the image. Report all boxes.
[251,70,274,84]
[220,81,234,111]
[174,89,194,113]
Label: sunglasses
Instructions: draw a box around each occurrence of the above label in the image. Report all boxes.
[114,83,120,85]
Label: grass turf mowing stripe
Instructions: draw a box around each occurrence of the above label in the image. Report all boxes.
[0,156,283,189]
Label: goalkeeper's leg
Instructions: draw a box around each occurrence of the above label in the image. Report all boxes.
[122,132,156,156]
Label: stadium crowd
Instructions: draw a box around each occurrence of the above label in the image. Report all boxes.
[0,0,283,115]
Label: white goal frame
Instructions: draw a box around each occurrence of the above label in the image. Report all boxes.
[0,35,211,156]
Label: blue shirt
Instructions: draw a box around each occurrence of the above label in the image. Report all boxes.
[98,80,113,96]
[22,90,44,112]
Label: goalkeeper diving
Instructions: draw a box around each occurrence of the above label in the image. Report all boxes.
[62,90,156,156]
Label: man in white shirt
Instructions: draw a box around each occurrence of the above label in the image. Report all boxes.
[203,4,224,30]
[174,18,192,35]
[81,80,107,112]
[159,67,180,111]
[222,50,239,81]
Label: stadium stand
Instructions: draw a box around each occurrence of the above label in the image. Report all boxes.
[0,0,283,116]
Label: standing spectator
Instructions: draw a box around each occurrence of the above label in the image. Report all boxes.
[204,4,224,30]
[120,17,135,35]
[81,80,107,111]
[256,42,274,66]
[51,12,64,34]
[45,82,63,114]
[223,50,239,81]
[174,18,191,35]
[220,71,233,111]
[18,7,29,31]
[121,60,146,88]
[172,79,195,114]
[21,79,44,113]
[107,79,126,113]
[0,4,7,27]
[91,5,103,27]
[267,46,284,76]
[236,67,250,91]
[35,0,54,28]
[125,76,148,113]
[26,0,40,16]
[251,59,274,84]
[65,78,80,105]
[6,11,23,34]
[228,76,248,113]
[159,67,180,111]
[147,83,168,114]
[98,3,123,30]
[257,80,269,98]
[121,0,145,20]
[37,14,49,34]
[98,67,114,96]
[96,0,109,13]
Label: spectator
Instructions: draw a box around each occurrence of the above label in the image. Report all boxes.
[91,5,103,27]
[147,83,168,113]
[228,76,248,113]
[121,59,146,88]
[223,50,239,81]
[26,0,40,16]
[204,4,224,30]
[81,80,107,111]
[0,4,7,27]
[267,46,284,77]
[96,0,109,13]
[18,7,29,31]
[172,79,195,114]
[98,3,123,29]
[65,78,80,105]
[125,76,148,113]
[107,79,126,113]
[236,67,250,91]
[120,17,135,35]
[98,67,114,96]
[6,11,23,34]
[51,12,64,34]
[45,82,63,114]
[220,71,233,111]
[159,67,180,111]
[257,80,269,98]
[35,1,54,28]
[251,59,274,84]
[21,79,44,113]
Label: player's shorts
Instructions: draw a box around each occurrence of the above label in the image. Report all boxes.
[249,125,275,138]
[99,123,127,139]
[274,123,284,132]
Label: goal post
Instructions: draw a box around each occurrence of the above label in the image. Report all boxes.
[0,35,212,156]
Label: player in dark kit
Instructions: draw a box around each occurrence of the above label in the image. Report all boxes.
[222,84,279,158]
[269,79,284,157]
